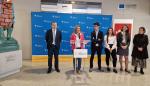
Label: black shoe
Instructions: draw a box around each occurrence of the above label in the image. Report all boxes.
[134,67,137,73]
[140,71,144,75]
[89,68,93,72]
[107,67,111,72]
[125,69,131,73]
[140,68,144,75]
[56,69,60,72]
[113,69,118,73]
[47,69,52,74]
[98,68,104,72]
[98,68,101,71]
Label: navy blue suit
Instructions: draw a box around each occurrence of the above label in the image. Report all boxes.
[90,31,103,69]
[45,29,62,69]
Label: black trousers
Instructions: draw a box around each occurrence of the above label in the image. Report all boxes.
[105,44,117,68]
[48,45,59,69]
[90,47,102,69]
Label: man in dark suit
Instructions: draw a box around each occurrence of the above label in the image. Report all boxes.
[89,22,103,72]
[45,22,62,73]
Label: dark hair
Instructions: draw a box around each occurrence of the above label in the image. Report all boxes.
[139,27,146,33]
[106,27,115,43]
[121,25,129,33]
[93,22,100,26]
[51,21,57,25]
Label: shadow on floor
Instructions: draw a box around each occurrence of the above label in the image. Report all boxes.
[23,68,48,74]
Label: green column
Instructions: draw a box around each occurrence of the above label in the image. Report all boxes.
[7,28,13,40]
[0,28,5,40]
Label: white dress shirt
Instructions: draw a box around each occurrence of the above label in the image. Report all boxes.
[52,29,57,45]
[122,32,126,43]
[95,31,99,39]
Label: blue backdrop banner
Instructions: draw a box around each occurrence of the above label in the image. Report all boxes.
[31,12,112,55]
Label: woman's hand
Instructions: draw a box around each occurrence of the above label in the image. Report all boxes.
[121,45,127,49]
[70,40,75,44]
[138,47,143,51]
[82,40,90,44]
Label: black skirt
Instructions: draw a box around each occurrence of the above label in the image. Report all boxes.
[117,47,129,56]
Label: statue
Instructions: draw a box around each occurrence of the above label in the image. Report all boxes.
[0,0,19,53]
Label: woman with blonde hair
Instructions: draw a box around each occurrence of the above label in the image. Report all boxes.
[70,25,85,73]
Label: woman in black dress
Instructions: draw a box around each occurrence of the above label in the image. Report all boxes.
[117,25,131,73]
[132,27,149,75]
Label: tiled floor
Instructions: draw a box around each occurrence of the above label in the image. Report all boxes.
[0,60,150,86]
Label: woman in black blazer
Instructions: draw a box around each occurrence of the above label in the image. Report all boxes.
[132,27,149,75]
[117,25,131,73]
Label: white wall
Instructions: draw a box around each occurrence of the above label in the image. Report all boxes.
[13,0,41,59]
[102,0,150,34]
[13,0,150,60]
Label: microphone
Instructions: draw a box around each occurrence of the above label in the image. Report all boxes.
[78,33,80,39]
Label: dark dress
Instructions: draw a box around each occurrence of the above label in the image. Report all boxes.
[131,34,149,68]
[117,32,130,56]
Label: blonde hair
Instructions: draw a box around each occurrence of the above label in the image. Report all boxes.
[74,25,81,34]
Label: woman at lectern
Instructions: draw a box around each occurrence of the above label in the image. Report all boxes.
[132,27,149,75]
[70,25,85,74]
[104,28,117,73]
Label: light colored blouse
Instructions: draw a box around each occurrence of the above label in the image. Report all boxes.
[75,34,81,48]
[104,35,117,50]
[122,32,127,43]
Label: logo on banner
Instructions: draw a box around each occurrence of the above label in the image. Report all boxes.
[86,16,94,20]
[34,14,43,17]
[70,16,77,19]
[43,20,51,23]
[52,15,60,18]
[61,20,69,24]
[78,21,85,25]
[61,30,69,34]
[34,25,43,28]
[102,17,110,20]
